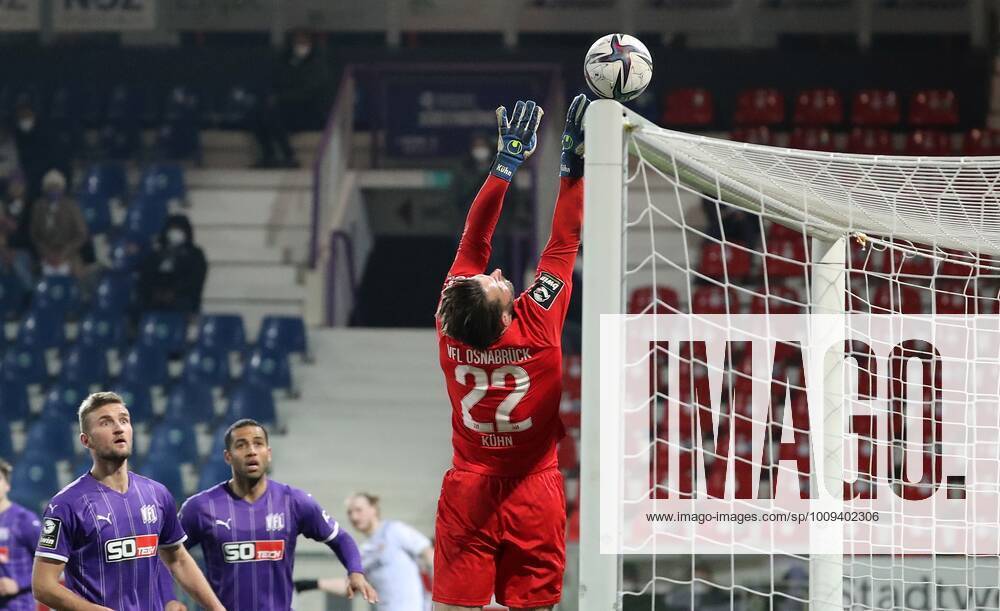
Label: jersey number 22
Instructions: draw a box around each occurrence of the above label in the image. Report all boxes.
[455,365,533,433]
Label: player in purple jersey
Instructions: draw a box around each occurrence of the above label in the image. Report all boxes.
[177,419,378,610]
[31,392,224,611]
[0,458,41,611]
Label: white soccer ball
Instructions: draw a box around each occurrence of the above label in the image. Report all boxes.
[584,33,653,103]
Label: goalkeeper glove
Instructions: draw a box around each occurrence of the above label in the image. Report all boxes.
[560,93,590,178]
[491,100,543,182]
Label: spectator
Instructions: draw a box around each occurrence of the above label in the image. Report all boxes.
[0,172,35,290]
[138,214,207,315]
[253,29,331,168]
[29,170,88,277]
[12,102,70,201]
[0,125,19,193]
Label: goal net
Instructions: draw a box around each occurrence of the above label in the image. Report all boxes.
[578,100,1000,610]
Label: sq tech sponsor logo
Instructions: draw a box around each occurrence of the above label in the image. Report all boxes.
[222,540,286,563]
[104,534,159,562]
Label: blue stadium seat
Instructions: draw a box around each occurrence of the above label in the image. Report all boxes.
[94,272,135,315]
[208,423,229,459]
[120,344,170,388]
[9,452,60,513]
[143,460,185,500]
[72,453,93,479]
[32,276,81,320]
[111,381,154,423]
[102,85,140,158]
[23,416,76,462]
[225,383,277,428]
[124,196,169,241]
[0,380,30,422]
[257,315,308,357]
[182,346,230,388]
[40,383,89,420]
[216,85,259,129]
[139,164,186,202]
[78,310,127,350]
[0,272,26,319]
[165,382,215,425]
[77,191,113,236]
[108,234,148,272]
[99,123,140,160]
[61,343,108,387]
[16,310,66,350]
[3,344,48,386]
[139,311,188,355]
[159,87,201,161]
[243,347,292,392]
[79,162,128,203]
[0,415,13,460]
[148,418,199,464]
[197,314,246,353]
[198,456,231,490]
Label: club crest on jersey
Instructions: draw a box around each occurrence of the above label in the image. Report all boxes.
[222,540,286,563]
[529,272,564,310]
[140,504,158,525]
[105,534,159,562]
[265,512,285,532]
[38,518,61,550]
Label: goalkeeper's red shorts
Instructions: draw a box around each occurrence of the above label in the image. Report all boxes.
[433,467,566,608]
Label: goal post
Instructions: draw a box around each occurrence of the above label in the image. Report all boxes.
[579,99,1000,609]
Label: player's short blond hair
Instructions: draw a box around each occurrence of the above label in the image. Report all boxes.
[78,391,126,433]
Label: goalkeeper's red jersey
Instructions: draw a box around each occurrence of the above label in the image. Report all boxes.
[436,174,583,477]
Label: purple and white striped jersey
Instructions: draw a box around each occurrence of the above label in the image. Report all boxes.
[180,480,340,611]
[0,502,41,611]
[34,472,186,611]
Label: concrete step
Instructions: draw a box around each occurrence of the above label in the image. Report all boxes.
[202,276,306,302]
[187,188,311,228]
[201,131,321,169]
[210,262,300,287]
[197,226,310,259]
[185,168,312,190]
[201,241,286,265]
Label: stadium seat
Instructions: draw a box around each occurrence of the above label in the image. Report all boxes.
[40,383,89,420]
[661,88,714,126]
[0,415,12,461]
[792,88,844,126]
[102,85,141,158]
[750,285,804,314]
[23,416,76,462]
[733,88,785,125]
[627,286,679,314]
[8,452,60,513]
[961,128,999,156]
[938,249,979,277]
[139,164,186,203]
[2,344,48,386]
[165,382,216,425]
[198,456,232,490]
[562,354,582,404]
[197,314,247,353]
[789,127,836,152]
[257,315,308,357]
[557,434,579,472]
[79,162,128,204]
[0,380,30,422]
[159,87,202,160]
[764,238,809,277]
[94,272,135,315]
[216,85,260,129]
[139,311,189,355]
[77,191,113,236]
[61,343,109,387]
[0,272,25,319]
[147,418,199,465]
[110,381,154,423]
[697,241,751,278]
[182,346,231,388]
[108,234,148,272]
[850,89,900,126]
[225,384,277,428]
[908,89,959,126]
[935,282,981,314]
[871,282,924,314]
[847,128,895,155]
[143,460,185,500]
[120,344,170,388]
[124,196,169,241]
[880,245,934,277]
[16,309,65,350]
[691,285,739,314]
[32,276,81,319]
[77,310,128,350]
[729,126,775,145]
[243,347,292,392]
[904,129,952,156]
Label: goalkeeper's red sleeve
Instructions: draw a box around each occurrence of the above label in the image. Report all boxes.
[447,174,511,279]
[537,176,583,280]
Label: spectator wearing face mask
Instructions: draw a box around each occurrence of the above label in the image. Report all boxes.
[0,171,36,291]
[252,29,332,168]
[138,214,207,315]
[29,169,89,277]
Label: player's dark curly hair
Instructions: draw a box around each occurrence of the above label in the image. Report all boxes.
[437,278,506,350]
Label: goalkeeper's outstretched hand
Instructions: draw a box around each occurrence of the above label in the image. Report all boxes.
[560,93,590,178]
[491,100,543,182]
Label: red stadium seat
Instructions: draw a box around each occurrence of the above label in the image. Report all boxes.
[697,241,751,278]
[881,245,934,277]
[872,282,924,314]
[628,286,680,314]
[750,285,804,314]
[557,434,578,471]
[730,126,775,145]
[961,128,1000,156]
[848,240,879,272]
[691,285,739,314]
[934,282,981,314]
[789,127,836,152]
[662,87,714,126]
[562,354,581,403]
[734,88,785,126]
[909,89,959,126]
[937,249,979,278]
[848,128,895,155]
[793,88,844,126]
[851,89,901,126]
[764,238,809,278]
[767,222,803,241]
[904,130,952,156]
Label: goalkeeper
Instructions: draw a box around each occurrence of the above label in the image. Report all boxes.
[432,95,588,610]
